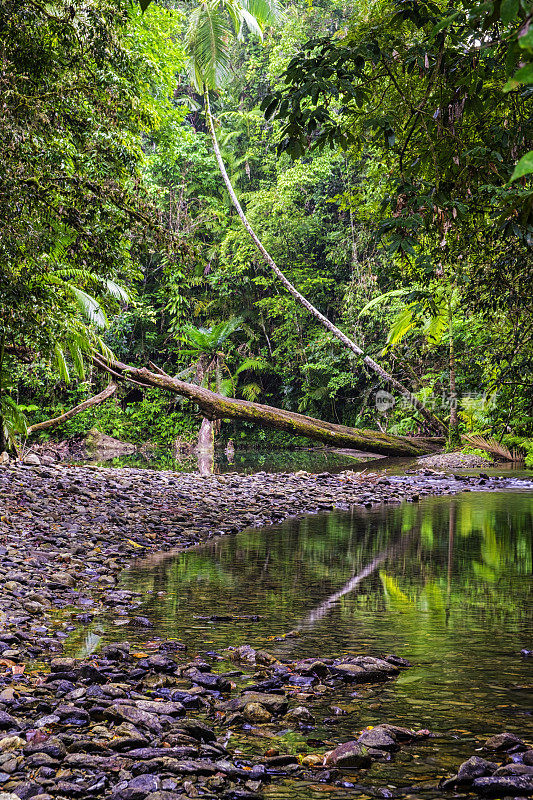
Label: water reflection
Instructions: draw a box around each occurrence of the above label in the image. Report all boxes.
[66,491,533,795]
[115,492,532,742]
[76,447,380,474]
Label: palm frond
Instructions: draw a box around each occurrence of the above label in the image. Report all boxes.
[234,357,270,375]
[219,377,234,397]
[358,289,406,316]
[423,302,447,344]
[238,5,264,37]
[383,306,416,351]
[2,396,28,436]
[54,343,70,383]
[49,267,99,285]
[240,381,261,401]
[241,0,282,26]
[186,2,233,90]
[463,434,525,462]
[70,287,108,330]
[105,279,129,304]
[68,341,86,380]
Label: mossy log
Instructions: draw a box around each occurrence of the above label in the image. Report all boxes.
[94,357,442,457]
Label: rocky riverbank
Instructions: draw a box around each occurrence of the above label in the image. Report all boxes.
[1,464,532,800]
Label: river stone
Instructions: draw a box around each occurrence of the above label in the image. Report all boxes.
[332,656,398,682]
[50,658,77,673]
[472,775,533,796]
[284,706,315,725]
[132,701,185,718]
[185,669,230,692]
[144,794,183,800]
[23,738,66,760]
[103,706,162,733]
[494,764,533,776]
[293,659,329,678]
[243,702,272,723]
[240,692,288,715]
[48,571,76,588]
[128,774,161,795]
[9,781,41,799]
[146,655,176,672]
[324,742,372,769]
[55,704,90,726]
[0,739,24,753]
[0,713,19,731]
[524,750,533,766]
[176,720,216,742]
[483,732,526,752]
[357,727,398,751]
[442,756,499,788]
[23,454,40,466]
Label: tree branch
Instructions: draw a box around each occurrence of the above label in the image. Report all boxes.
[27,382,117,434]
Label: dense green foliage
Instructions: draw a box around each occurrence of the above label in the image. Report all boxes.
[0,0,531,453]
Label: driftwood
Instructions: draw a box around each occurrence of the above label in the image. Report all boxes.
[93,356,441,457]
[27,382,117,434]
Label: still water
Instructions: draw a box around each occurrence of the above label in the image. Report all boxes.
[79,491,533,795]
[78,447,380,474]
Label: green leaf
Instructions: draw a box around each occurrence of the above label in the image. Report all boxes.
[384,306,416,350]
[510,151,533,180]
[503,61,533,91]
[500,0,519,25]
[263,98,279,120]
[138,0,152,11]
[518,25,533,51]
[358,289,407,316]
[186,3,233,90]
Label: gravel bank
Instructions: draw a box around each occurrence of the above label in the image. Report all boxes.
[416,452,494,469]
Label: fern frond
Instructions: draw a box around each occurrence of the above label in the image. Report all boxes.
[383,306,416,351]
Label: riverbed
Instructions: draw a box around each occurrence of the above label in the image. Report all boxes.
[0,463,532,800]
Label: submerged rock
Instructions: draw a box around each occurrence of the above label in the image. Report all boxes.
[324,742,372,769]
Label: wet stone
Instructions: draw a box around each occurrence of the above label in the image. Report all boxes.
[472,775,533,796]
[324,742,372,769]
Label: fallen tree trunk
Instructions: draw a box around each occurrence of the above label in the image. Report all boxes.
[26,382,117,435]
[94,357,441,457]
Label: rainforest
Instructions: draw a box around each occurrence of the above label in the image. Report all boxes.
[0,1,532,799]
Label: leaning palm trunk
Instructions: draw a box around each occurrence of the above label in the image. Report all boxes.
[203,91,447,437]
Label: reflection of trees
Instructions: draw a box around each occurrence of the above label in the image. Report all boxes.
[378,494,533,629]
[121,493,532,646]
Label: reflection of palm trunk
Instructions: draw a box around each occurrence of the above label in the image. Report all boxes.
[295,530,417,632]
[446,501,456,623]
[298,548,392,629]
[447,302,460,447]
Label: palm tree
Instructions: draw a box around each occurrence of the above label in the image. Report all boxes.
[0,264,125,454]
[180,318,241,468]
[183,0,447,436]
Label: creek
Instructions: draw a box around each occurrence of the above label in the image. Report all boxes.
[71,488,533,799]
